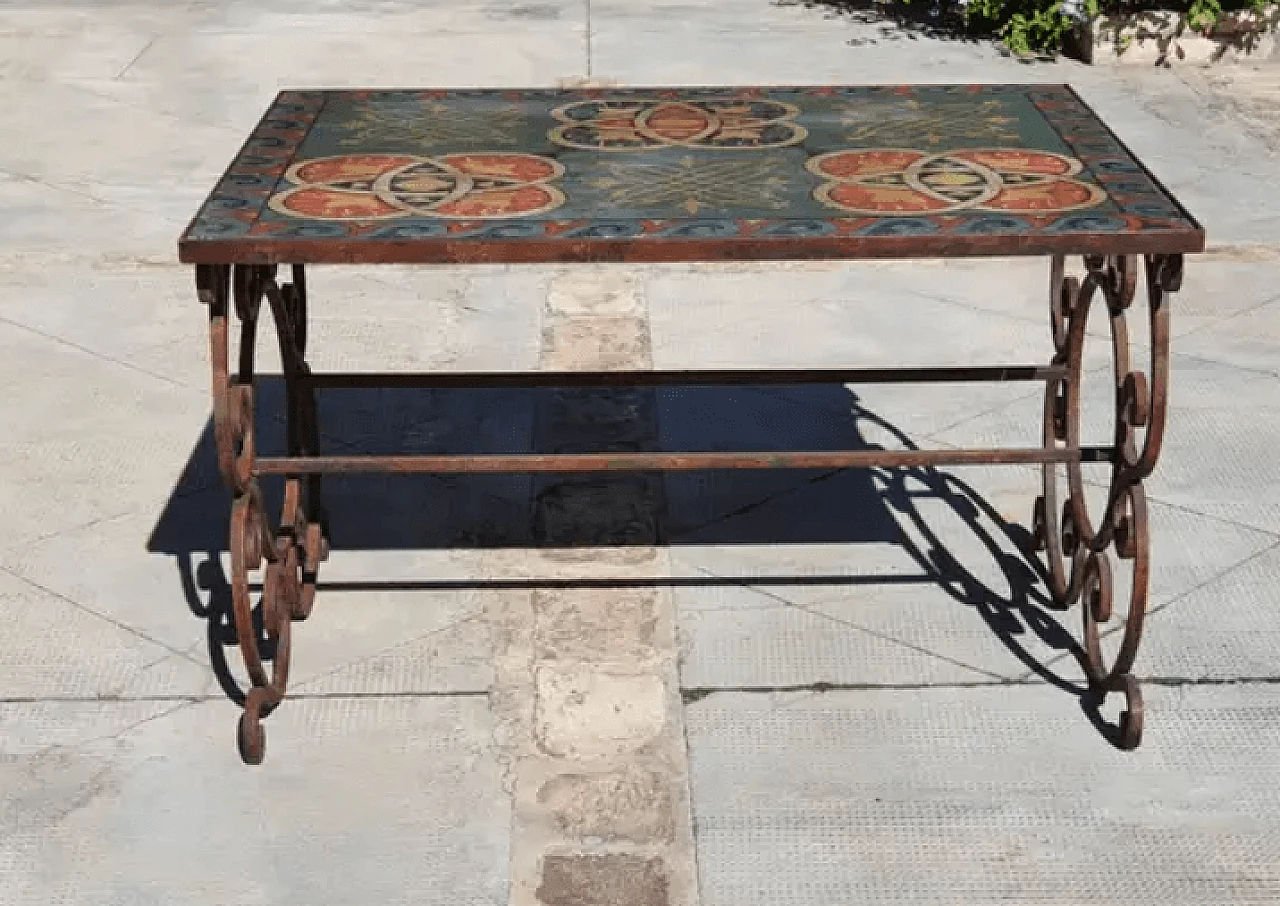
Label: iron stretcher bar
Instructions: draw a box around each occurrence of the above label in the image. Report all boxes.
[256,446,1114,475]
[305,365,1068,390]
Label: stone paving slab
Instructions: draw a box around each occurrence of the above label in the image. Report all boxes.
[0,568,213,699]
[0,697,510,906]
[1180,65,1280,160]
[0,319,206,548]
[1142,541,1280,681]
[1175,292,1280,376]
[687,684,1280,906]
[173,0,585,35]
[0,77,240,210]
[0,173,185,269]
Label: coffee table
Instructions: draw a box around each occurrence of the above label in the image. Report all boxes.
[179,85,1203,764]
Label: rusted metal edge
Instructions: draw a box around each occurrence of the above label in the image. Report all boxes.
[307,365,1068,389]
[255,447,1101,475]
[178,227,1206,265]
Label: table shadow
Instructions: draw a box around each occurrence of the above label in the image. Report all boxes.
[146,378,1125,747]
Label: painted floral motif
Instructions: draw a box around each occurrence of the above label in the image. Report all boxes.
[807,149,1108,215]
[549,98,806,150]
[268,152,565,220]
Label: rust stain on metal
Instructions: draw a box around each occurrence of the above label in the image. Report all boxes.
[1032,251,1178,750]
[254,448,1080,475]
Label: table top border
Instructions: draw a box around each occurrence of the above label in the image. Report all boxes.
[1054,83,1203,238]
[178,84,1206,265]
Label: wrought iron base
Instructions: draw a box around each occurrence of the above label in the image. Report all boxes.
[199,264,328,764]
[1032,252,1179,749]
[196,253,1181,763]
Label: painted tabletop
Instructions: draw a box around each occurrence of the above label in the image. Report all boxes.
[178,85,1204,265]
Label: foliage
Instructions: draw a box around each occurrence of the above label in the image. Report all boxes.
[965,0,1076,55]
[895,0,1272,55]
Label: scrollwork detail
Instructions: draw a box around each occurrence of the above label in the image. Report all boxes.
[1034,252,1176,750]
[199,262,327,765]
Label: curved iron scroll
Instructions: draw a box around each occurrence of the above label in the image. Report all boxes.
[1034,252,1181,749]
[198,263,327,764]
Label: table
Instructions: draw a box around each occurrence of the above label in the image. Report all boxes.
[180,85,1203,765]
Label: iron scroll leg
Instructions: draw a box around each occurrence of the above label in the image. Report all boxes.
[198,263,328,765]
[1033,252,1181,749]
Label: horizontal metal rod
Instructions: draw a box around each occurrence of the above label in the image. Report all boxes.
[306,365,1066,390]
[256,447,1079,475]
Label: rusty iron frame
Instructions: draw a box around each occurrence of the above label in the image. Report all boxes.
[200,263,328,764]
[1032,251,1180,750]
[198,251,1182,763]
